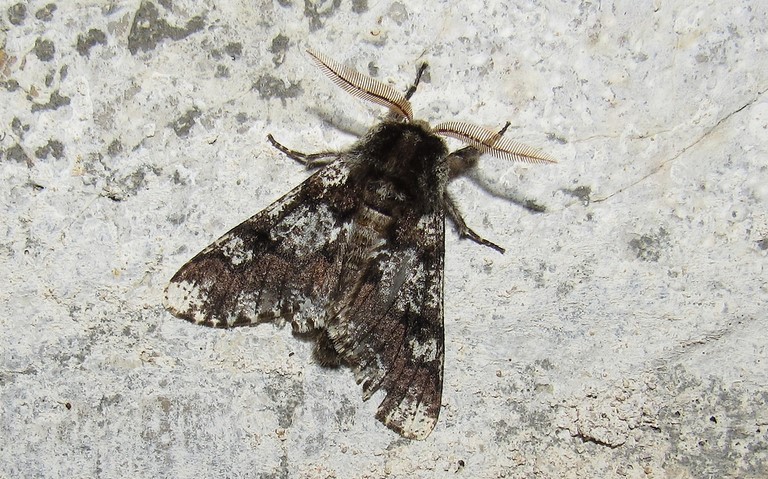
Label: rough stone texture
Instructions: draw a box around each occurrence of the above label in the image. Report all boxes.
[1,1,766,478]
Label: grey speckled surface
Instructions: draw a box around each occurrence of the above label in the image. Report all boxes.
[1,1,767,478]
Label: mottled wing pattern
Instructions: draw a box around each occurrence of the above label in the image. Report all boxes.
[166,153,448,439]
[164,161,358,332]
[328,209,446,440]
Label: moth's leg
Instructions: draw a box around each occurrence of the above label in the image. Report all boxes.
[386,63,429,121]
[444,193,506,254]
[404,62,428,100]
[488,121,511,143]
[444,122,512,178]
[445,146,481,179]
[442,124,504,253]
[267,134,341,168]
[444,121,545,215]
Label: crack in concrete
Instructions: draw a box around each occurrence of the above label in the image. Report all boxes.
[593,86,768,203]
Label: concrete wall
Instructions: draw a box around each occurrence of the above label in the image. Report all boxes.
[1,1,766,477]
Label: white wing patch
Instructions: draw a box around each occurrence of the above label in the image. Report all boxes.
[216,235,253,265]
[164,280,211,325]
[408,337,439,361]
[380,390,437,440]
[271,204,339,257]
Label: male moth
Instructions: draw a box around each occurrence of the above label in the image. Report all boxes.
[164,49,556,439]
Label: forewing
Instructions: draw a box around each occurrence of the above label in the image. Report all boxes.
[164,161,357,332]
[329,210,446,440]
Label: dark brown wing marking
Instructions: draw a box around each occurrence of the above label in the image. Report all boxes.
[164,161,358,332]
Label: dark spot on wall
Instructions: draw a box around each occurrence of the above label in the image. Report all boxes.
[31,90,71,112]
[304,0,341,31]
[35,139,65,159]
[253,74,301,100]
[522,199,546,213]
[35,3,57,21]
[3,79,20,92]
[351,0,368,13]
[214,64,229,78]
[629,227,669,262]
[224,42,242,60]
[367,61,379,77]
[76,29,107,57]
[270,34,289,66]
[7,3,26,25]
[11,117,29,138]
[107,139,123,156]
[5,143,32,165]
[171,108,202,138]
[34,38,56,62]
[127,1,205,55]
[547,132,568,144]
[564,185,592,205]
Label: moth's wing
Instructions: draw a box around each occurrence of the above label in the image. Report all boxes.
[164,161,357,331]
[329,209,446,440]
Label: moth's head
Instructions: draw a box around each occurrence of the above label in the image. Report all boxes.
[356,120,448,168]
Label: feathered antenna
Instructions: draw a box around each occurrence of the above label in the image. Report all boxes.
[307,49,556,164]
[433,121,558,164]
[307,49,414,121]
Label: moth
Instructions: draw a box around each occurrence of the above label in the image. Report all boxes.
[164,49,556,440]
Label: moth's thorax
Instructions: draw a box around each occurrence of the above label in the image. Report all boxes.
[351,120,449,209]
[355,120,447,167]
